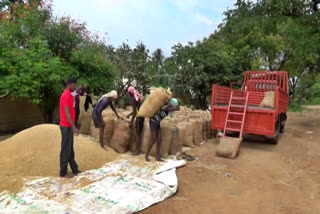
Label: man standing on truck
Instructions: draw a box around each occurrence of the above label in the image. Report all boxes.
[59,77,81,178]
[126,86,144,156]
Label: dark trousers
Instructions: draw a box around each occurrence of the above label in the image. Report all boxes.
[60,126,78,176]
[74,107,80,127]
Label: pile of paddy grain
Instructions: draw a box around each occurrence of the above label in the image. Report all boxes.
[0,124,118,178]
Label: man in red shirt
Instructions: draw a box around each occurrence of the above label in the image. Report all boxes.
[59,77,80,178]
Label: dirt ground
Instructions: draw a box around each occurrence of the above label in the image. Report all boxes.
[141,110,320,214]
[0,110,319,213]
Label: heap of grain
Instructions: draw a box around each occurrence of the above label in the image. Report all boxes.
[0,124,118,192]
[0,124,117,177]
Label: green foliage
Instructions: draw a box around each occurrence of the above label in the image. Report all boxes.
[106,41,151,105]
[0,37,73,103]
[218,0,320,96]
[1,0,320,116]
[166,38,240,108]
[288,100,303,112]
[0,3,115,122]
[70,41,115,95]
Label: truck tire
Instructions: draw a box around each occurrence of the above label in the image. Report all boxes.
[279,113,287,134]
[265,135,278,144]
[265,118,280,144]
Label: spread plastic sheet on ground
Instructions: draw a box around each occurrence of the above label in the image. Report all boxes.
[0,156,186,213]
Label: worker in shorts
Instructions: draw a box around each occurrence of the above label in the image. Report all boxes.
[91,90,120,149]
[59,77,81,178]
[126,86,144,155]
[145,98,180,162]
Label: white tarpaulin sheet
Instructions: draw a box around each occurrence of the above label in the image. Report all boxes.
[0,156,186,213]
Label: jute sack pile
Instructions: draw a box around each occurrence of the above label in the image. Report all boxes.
[202,120,208,141]
[80,112,91,135]
[90,119,100,139]
[169,125,179,155]
[216,138,241,159]
[140,120,151,153]
[137,88,172,118]
[89,110,116,145]
[109,119,131,153]
[198,119,203,143]
[176,124,185,152]
[129,119,137,152]
[149,121,172,158]
[183,121,195,147]
[259,91,275,108]
[103,119,115,145]
[191,120,201,146]
[207,119,212,139]
[103,109,117,145]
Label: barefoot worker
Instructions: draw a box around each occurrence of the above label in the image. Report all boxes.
[145,98,180,162]
[92,90,120,149]
[59,77,81,178]
[126,86,144,155]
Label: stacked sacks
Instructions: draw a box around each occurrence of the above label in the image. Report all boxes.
[149,120,172,158]
[191,119,201,146]
[140,119,173,158]
[169,124,179,155]
[137,88,172,118]
[198,119,203,143]
[109,119,131,153]
[183,121,195,147]
[202,120,208,141]
[90,119,100,139]
[80,112,91,135]
[102,110,116,146]
[86,106,213,156]
[140,119,152,154]
[89,109,116,146]
[176,124,185,152]
[129,119,137,153]
[207,118,212,139]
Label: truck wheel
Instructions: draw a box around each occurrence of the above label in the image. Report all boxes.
[265,135,278,144]
[265,119,280,144]
[279,114,287,134]
[280,123,285,134]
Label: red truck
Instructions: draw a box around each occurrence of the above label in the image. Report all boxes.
[211,71,288,144]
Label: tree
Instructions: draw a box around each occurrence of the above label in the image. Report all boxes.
[131,42,151,95]
[0,37,74,122]
[106,41,151,105]
[0,4,116,122]
[218,0,320,97]
[150,48,167,86]
[167,38,240,109]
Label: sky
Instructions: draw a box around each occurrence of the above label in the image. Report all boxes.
[52,0,236,56]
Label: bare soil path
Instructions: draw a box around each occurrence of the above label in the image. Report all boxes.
[141,111,320,214]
